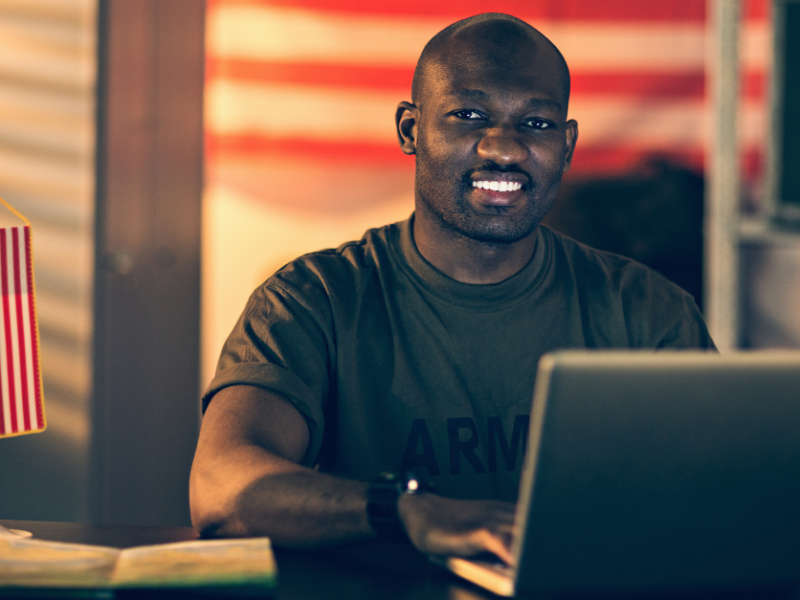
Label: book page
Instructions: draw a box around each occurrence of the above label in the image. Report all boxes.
[111,538,276,590]
[0,523,30,539]
[0,538,119,588]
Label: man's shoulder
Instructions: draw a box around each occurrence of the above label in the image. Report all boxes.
[541,224,690,297]
[265,220,403,294]
[539,225,714,349]
[542,224,643,269]
[540,224,706,329]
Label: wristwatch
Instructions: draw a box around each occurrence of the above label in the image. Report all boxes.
[366,471,432,540]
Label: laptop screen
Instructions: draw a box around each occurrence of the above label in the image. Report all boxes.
[511,351,800,596]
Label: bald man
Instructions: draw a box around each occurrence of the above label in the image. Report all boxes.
[190,14,715,562]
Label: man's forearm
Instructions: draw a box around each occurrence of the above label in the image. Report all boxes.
[190,442,515,563]
[220,470,372,547]
[190,444,374,547]
[190,386,378,546]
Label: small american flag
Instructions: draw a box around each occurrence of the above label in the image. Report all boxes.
[0,198,45,439]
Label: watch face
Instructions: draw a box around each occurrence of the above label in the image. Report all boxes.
[405,475,421,493]
[368,471,431,540]
[400,469,432,494]
[371,470,431,497]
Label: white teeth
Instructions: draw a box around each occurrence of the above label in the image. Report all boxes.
[472,181,523,192]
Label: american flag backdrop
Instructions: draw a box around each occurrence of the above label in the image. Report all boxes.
[0,200,44,439]
[206,0,769,181]
[201,0,770,385]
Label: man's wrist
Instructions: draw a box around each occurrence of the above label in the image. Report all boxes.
[366,471,431,540]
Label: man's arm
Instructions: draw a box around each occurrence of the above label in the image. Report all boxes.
[190,384,516,562]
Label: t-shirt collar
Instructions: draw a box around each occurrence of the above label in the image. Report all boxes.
[391,214,549,308]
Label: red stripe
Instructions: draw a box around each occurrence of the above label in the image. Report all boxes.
[573,72,704,98]
[207,133,659,173]
[740,147,765,185]
[208,0,710,21]
[207,60,414,92]
[206,134,414,164]
[570,146,703,175]
[565,146,762,178]
[207,60,767,101]
[575,71,763,101]
[207,135,765,181]
[24,227,42,429]
[743,0,770,20]
[0,230,17,433]
[12,228,30,432]
[741,70,767,101]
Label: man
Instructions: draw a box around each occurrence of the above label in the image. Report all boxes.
[190,14,714,564]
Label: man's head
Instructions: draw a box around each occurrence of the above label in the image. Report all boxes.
[396,13,578,246]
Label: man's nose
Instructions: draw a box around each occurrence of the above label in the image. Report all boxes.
[476,126,528,166]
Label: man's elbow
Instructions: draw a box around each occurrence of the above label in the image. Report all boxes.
[191,508,227,539]
[189,465,247,538]
[189,489,224,538]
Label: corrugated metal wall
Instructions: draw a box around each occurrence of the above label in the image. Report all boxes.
[0,0,96,521]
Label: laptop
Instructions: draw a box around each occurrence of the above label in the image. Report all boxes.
[438,351,800,597]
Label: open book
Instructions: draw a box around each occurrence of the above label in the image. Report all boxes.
[0,527,276,596]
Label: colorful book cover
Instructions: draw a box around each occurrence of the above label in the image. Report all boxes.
[0,532,277,595]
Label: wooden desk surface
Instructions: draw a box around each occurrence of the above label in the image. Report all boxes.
[2,519,493,600]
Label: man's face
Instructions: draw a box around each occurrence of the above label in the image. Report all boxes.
[401,35,577,245]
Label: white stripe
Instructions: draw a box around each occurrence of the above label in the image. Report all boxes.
[741,21,770,71]
[570,97,766,148]
[206,80,767,148]
[0,237,8,434]
[19,229,38,430]
[206,80,399,143]
[207,5,769,71]
[0,0,96,23]
[207,5,442,67]
[5,230,23,432]
[0,11,97,91]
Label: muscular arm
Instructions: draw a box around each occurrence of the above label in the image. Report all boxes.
[189,385,516,562]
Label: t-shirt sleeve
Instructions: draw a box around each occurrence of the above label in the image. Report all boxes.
[202,276,335,468]
[656,294,718,351]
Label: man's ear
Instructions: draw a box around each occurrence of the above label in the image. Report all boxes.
[562,119,579,173]
[395,101,418,155]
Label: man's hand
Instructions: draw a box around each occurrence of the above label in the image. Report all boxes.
[397,493,517,565]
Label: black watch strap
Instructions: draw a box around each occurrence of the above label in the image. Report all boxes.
[366,471,431,541]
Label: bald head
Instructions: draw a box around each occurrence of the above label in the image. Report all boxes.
[411,13,570,110]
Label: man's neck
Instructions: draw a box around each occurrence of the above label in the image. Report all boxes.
[412,213,538,285]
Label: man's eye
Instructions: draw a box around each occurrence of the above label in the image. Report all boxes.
[452,110,485,120]
[524,119,551,129]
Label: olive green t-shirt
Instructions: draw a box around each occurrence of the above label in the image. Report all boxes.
[203,218,715,501]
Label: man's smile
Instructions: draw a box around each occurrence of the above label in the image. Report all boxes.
[468,171,530,207]
[472,181,523,192]
[399,12,576,247]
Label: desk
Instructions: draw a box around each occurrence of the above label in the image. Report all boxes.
[2,520,491,600]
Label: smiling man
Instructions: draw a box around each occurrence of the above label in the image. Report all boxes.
[190,14,715,563]
[403,16,574,286]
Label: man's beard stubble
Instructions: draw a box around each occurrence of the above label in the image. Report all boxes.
[414,164,549,246]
